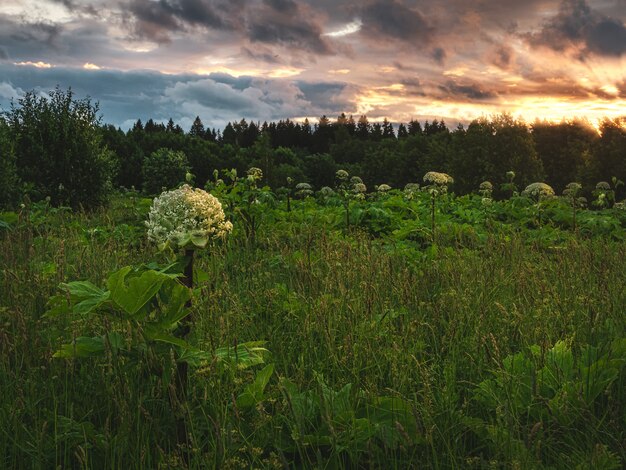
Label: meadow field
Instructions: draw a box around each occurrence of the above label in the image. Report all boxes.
[1,179,625,469]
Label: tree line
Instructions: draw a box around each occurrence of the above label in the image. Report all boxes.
[1,87,625,208]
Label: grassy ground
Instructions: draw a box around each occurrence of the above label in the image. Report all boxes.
[1,196,625,469]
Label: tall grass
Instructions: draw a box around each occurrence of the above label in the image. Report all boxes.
[1,198,624,468]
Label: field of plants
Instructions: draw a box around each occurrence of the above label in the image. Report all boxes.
[1,168,625,469]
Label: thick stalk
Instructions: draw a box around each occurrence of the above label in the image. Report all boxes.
[431,194,436,244]
[176,248,194,455]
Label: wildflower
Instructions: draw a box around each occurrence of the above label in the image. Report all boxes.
[506,171,515,181]
[423,171,454,186]
[482,197,492,206]
[403,183,420,200]
[596,181,611,191]
[522,182,555,199]
[246,167,263,183]
[377,184,391,192]
[479,181,493,199]
[146,184,232,249]
[335,169,349,181]
[353,182,367,194]
[319,186,335,197]
[614,201,626,210]
[350,176,364,185]
[295,182,313,198]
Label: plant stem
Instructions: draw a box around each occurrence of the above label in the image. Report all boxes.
[176,248,194,457]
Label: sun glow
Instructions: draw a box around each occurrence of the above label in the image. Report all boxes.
[14,61,52,68]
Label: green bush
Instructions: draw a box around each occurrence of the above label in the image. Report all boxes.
[7,87,115,209]
[0,118,19,208]
[141,147,189,194]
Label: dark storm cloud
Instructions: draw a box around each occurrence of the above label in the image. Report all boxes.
[488,45,514,69]
[430,47,446,65]
[528,0,626,57]
[0,14,113,64]
[9,20,62,46]
[0,47,8,60]
[0,63,357,128]
[400,78,426,97]
[125,0,229,42]
[297,82,350,108]
[50,0,98,16]
[360,0,433,42]
[438,81,497,101]
[240,46,282,64]
[246,0,334,54]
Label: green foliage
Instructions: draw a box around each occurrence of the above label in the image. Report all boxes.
[0,118,19,208]
[46,265,196,359]
[2,189,626,468]
[141,147,189,194]
[7,87,114,208]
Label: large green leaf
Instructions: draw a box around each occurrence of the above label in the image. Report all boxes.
[59,281,111,316]
[53,332,124,358]
[215,341,269,369]
[236,363,274,409]
[107,267,169,316]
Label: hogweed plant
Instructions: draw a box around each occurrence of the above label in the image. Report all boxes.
[146,183,232,451]
[501,170,518,198]
[522,182,555,228]
[593,178,623,208]
[423,171,454,243]
[479,181,494,226]
[335,170,367,229]
[146,184,232,317]
[562,182,585,232]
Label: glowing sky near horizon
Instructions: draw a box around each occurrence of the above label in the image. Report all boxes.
[0,0,625,130]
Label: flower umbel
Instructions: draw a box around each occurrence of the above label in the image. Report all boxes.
[522,182,555,199]
[146,184,232,249]
[423,171,454,186]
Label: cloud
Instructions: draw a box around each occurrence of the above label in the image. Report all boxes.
[488,45,514,69]
[0,63,358,129]
[246,0,335,54]
[124,0,231,43]
[360,0,434,43]
[431,47,446,65]
[438,80,498,101]
[527,0,626,58]
[0,82,23,102]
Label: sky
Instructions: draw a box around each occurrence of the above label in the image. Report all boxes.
[0,0,625,130]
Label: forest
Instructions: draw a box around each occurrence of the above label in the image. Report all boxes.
[1,88,625,210]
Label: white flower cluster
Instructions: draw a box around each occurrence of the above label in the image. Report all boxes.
[423,171,454,186]
[319,186,335,197]
[146,184,232,249]
[563,182,582,197]
[335,169,349,181]
[522,182,555,198]
[376,184,392,192]
[247,167,263,182]
[295,182,313,198]
[353,182,367,194]
[596,181,611,191]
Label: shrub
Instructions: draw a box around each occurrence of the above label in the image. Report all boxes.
[141,148,189,194]
[7,87,115,209]
[0,118,19,208]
